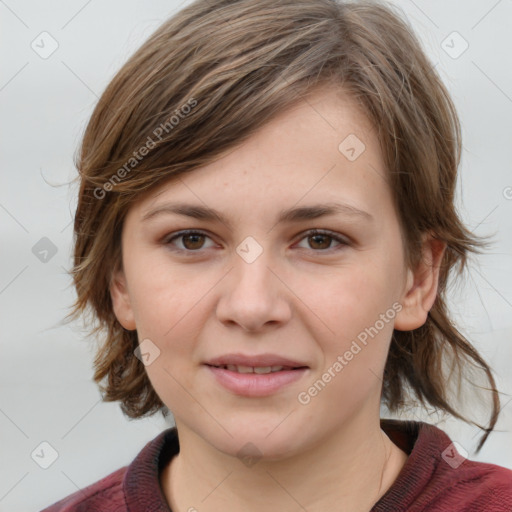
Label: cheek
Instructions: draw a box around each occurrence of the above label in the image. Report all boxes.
[130,267,213,413]
[126,255,216,338]
[291,256,399,389]
[125,260,215,392]
[301,274,396,414]
[295,260,398,336]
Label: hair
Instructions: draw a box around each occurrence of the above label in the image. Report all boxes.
[66,0,501,452]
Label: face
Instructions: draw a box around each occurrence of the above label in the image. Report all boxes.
[110,86,438,459]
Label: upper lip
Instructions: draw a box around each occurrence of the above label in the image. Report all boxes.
[205,353,309,368]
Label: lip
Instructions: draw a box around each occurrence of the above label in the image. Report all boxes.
[205,366,308,397]
[204,353,309,368]
[203,353,310,397]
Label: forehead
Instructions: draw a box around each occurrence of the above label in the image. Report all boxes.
[130,86,390,225]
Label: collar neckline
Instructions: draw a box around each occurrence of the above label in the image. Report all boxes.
[122,419,444,511]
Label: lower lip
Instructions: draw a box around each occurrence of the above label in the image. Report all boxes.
[205,365,308,397]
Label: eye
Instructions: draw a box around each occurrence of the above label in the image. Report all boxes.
[295,229,349,252]
[163,230,216,252]
[162,228,350,254]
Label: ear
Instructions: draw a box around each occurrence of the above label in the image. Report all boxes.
[109,265,137,331]
[394,234,446,331]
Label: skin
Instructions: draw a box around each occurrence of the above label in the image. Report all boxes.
[110,85,445,512]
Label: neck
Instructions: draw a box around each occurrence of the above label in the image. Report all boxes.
[161,415,408,512]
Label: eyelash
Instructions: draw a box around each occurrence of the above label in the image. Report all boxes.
[162,229,350,255]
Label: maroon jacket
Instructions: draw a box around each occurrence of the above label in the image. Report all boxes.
[40,420,512,511]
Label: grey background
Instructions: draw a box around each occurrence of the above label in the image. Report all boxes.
[1,1,511,510]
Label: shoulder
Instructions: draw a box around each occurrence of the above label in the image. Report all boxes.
[39,466,127,512]
[419,423,512,508]
[432,458,512,510]
[39,426,179,512]
[377,420,512,511]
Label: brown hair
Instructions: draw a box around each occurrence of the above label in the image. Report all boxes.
[67,0,501,451]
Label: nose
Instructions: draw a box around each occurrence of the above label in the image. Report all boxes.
[215,249,292,332]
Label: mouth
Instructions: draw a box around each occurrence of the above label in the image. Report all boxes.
[204,356,309,397]
[206,364,307,374]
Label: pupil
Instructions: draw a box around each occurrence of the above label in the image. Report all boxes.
[310,234,330,249]
[184,234,204,250]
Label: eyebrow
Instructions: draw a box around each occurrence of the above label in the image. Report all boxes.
[141,201,373,228]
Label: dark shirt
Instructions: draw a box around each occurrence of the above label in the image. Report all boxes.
[40,419,512,511]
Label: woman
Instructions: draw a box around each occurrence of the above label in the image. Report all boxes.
[42,0,512,510]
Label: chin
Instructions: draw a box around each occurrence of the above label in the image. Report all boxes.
[202,417,309,462]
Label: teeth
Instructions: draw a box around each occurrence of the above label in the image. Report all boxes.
[254,366,272,374]
[217,365,287,373]
[237,365,254,374]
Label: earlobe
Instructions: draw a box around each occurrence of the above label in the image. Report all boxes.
[110,267,137,331]
[394,235,446,331]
